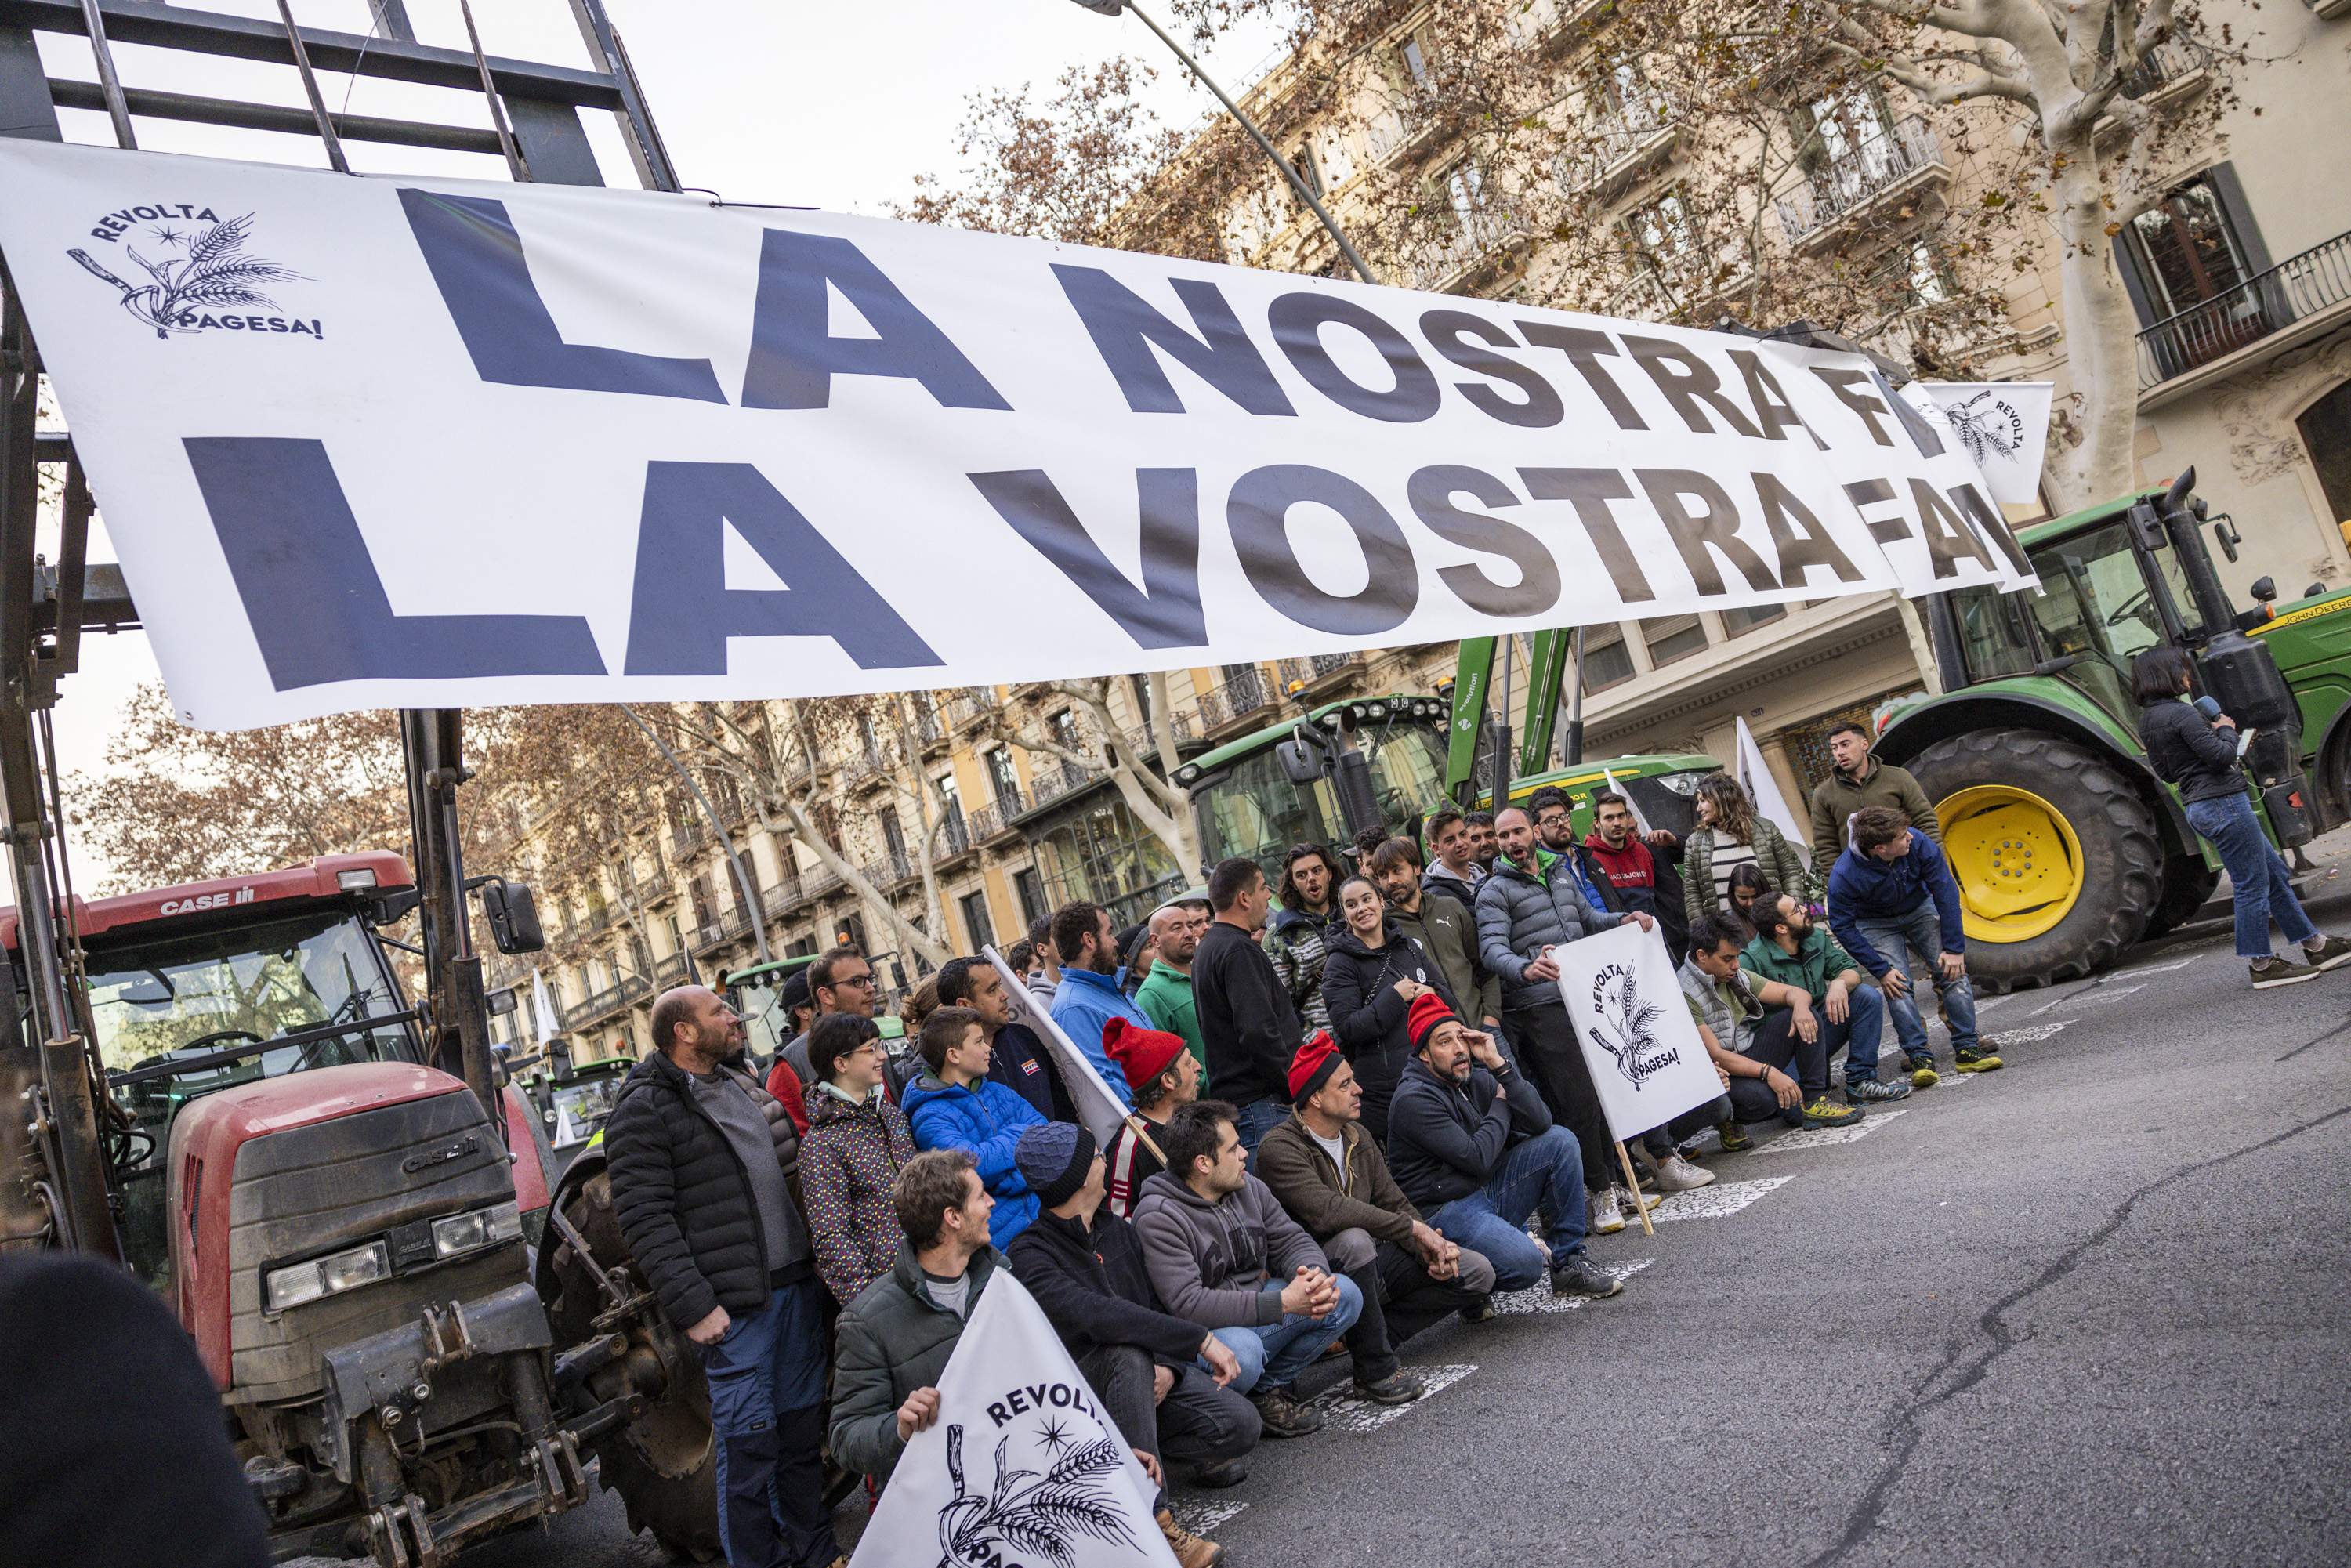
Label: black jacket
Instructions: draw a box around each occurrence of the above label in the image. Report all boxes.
[1319,920,1456,1140]
[987,1021,1075,1123]
[605,1049,806,1331]
[1193,919,1302,1108]
[1008,1206,1204,1367]
[2140,697,2248,805]
[1386,1055,1553,1210]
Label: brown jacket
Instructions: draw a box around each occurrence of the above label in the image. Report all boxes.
[1807,758,1942,878]
[1254,1113,1422,1251]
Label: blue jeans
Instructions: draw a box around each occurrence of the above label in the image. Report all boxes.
[2185,792,2317,958]
[1233,1096,1287,1164]
[1203,1273,1364,1394]
[1823,980,1890,1085]
[1856,904,1977,1058]
[1427,1127,1588,1292]
[705,1277,836,1568]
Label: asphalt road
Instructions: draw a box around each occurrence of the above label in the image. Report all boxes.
[466,869,2351,1568]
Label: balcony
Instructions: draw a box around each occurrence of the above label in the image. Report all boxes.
[1774,114,1951,254]
[911,704,947,753]
[1506,0,1619,56]
[842,745,890,791]
[1196,669,1272,733]
[1553,93,1679,202]
[653,952,690,986]
[945,687,1003,732]
[2137,230,2351,399]
[1121,711,1196,765]
[760,873,804,919]
[582,904,612,935]
[670,817,708,858]
[967,798,1023,842]
[567,973,649,1029]
[1406,202,1531,294]
[1273,651,1362,699]
[1027,759,1103,810]
[1367,102,1449,168]
[863,850,918,893]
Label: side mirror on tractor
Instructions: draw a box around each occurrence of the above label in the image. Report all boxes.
[480,878,545,954]
[2248,577,2277,603]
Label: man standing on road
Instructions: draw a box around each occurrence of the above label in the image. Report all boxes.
[780,946,875,1088]
[1135,897,1212,1079]
[1023,915,1061,1011]
[1421,806,1484,907]
[1681,915,1864,1129]
[1267,845,1342,1034]
[607,986,839,1568]
[1582,790,1690,964]
[1465,810,1502,876]
[1047,901,1145,1109]
[1808,721,1942,879]
[935,957,1073,1124]
[1257,1035,1492,1382]
[1192,857,1305,1154]
[1384,994,1623,1301]
[1369,835,1500,1029]
[1828,808,2004,1077]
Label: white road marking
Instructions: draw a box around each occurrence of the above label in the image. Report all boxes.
[2114,955,2200,977]
[1652,1175,1795,1221]
[1983,1020,2072,1046]
[1763,1107,1909,1151]
[2071,983,2146,1008]
[1972,994,2010,1013]
[1305,1362,1478,1432]
[1489,1257,1656,1315]
[1172,1499,1248,1534]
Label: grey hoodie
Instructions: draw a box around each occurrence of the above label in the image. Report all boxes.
[1129,1169,1329,1330]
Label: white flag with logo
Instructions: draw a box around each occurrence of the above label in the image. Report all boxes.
[1734,715,1810,849]
[1599,768,1654,837]
[983,946,1133,1148]
[1907,382,2053,508]
[531,969,558,1046]
[1553,922,1723,1143]
[849,1270,1175,1568]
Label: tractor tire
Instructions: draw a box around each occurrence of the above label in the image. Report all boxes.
[2141,856,2220,940]
[1908,730,2161,993]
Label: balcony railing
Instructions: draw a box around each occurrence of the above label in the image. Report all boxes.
[911,706,947,750]
[654,952,690,985]
[967,798,1022,842]
[863,850,917,892]
[1505,0,1618,55]
[842,746,889,788]
[1121,712,1196,763]
[1774,114,1950,249]
[761,873,802,918]
[1027,759,1103,810]
[582,904,612,934]
[1553,92,1678,199]
[1196,669,1272,733]
[945,688,1003,732]
[1405,202,1527,294]
[567,973,649,1028]
[2137,230,2351,390]
[2118,38,2214,100]
[1273,652,1361,697]
[933,813,973,861]
[670,817,708,857]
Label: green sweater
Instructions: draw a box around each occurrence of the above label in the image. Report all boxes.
[1133,961,1209,1082]
[1807,759,1940,878]
[1741,925,1861,1001]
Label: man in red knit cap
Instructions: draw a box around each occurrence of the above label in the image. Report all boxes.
[1103,1016,1201,1219]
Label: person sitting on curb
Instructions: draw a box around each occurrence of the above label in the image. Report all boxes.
[1744,888,1922,1103]
[1679,914,1864,1129]
[1103,1018,1201,1219]
[900,1005,1047,1249]
[1828,808,2004,1076]
[1259,1033,1498,1366]
[1384,993,1625,1302]
[1132,1102,1364,1439]
[1007,1124,1252,1568]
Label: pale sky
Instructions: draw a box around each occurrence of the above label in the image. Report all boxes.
[27,0,1288,890]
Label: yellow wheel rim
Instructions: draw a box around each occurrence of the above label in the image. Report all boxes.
[1937,784,2085,944]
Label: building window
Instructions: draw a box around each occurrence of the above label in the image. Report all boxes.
[2128,176,2255,322]
[1034,799,1183,931]
[1719,602,1787,636]
[2301,382,2351,530]
[1443,158,1485,226]
[1904,239,1952,306]
[1050,709,1083,752]
[958,889,995,954]
[986,747,1020,808]
[1643,614,1709,666]
[877,806,906,863]
[1128,675,1154,730]
[1316,127,1357,189]
[1398,33,1430,87]
[1581,626,1636,692]
[1013,867,1050,931]
[1290,141,1323,200]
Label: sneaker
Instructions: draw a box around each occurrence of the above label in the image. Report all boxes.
[1589,1186,1626,1235]
[1550,1254,1625,1298]
[2300,935,2351,972]
[1191,1458,1248,1489]
[1249,1384,1324,1438]
[1716,1120,1753,1153]
[1458,1295,1496,1324]
[1951,1048,2005,1070]
[1617,1183,1664,1215]
[1352,1368,1427,1405]
[1846,1076,1913,1104]
[1157,1508,1226,1568]
[1905,1054,1941,1088]
[1652,1153,1716,1191]
[1626,1150,1661,1190]
[1801,1096,1864,1128]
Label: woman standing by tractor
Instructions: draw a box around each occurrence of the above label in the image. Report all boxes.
[1683,774,1813,929]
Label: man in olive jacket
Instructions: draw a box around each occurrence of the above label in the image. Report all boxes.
[1808,721,1942,879]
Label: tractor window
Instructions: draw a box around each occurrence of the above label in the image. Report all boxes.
[1951,584,2037,681]
[2027,520,2175,664]
[1195,749,1342,878]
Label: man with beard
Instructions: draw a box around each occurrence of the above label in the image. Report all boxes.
[1367,836,1498,1030]
[936,955,1074,1123]
[1047,900,1147,1108]
[1267,844,1342,1034]
[1581,789,1690,963]
[1744,888,1922,1103]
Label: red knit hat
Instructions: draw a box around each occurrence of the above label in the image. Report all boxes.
[1104,1016,1185,1092]
[1406,991,1459,1051]
[1288,1030,1345,1105]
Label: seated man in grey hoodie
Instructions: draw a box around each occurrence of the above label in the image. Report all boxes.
[1131,1101,1364,1440]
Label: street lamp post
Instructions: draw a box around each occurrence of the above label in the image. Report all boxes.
[1068,0,1382,286]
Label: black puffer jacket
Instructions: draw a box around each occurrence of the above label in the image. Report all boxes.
[1008,1207,1203,1367]
[1320,919,1456,1140]
[605,1049,804,1332]
[2140,697,2248,805]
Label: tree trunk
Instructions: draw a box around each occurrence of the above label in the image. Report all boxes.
[2049,136,2143,507]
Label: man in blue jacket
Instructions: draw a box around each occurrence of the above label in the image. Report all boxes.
[1827,807,2004,1077]
[901,1005,1049,1248]
[1048,901,1143,1110]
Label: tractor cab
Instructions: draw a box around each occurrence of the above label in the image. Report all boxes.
[725,954,819,1070]
[1176,696,1454,876]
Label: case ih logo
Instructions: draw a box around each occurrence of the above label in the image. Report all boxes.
[158,886,260,916]
[67,206,320,342]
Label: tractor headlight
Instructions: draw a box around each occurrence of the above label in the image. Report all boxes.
[266,1241,391,1312]
[430,1200,522,1260]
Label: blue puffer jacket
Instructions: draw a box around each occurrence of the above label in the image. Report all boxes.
[900,1073,1045,1248]
[1047,969,1142,1110]
[1826,830,1966,977]
[1473,847,1628,1009]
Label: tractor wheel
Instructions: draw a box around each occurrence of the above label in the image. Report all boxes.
[2141,856,2221,940]
[540,1168,723,1563]
[1909,730,2161,993]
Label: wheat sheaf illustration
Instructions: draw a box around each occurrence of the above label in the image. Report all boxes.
[936,1422,1137,1568]
[1588,964,1677,1092]
[1940,390,2022,465]
[67,215,302,339]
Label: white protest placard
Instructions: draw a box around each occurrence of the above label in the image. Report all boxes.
[984,946,1134,1146]
[1908,382,2054,508]
[850,1270,1176,1568]
[1554,922,1722,1143]
[0,139,2036,730]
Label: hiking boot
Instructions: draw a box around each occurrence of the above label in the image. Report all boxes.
[1951,1047,2005,1070]
[2301,935,2351,972]
[1192,1458,1248,1489]
[1551,1253,1625,1298]
[1801,1096,1864,1128]
[1353,1368,1428,1405]
[1652,1153,1715,1192]
[1250,1384,1324,1438]
[1846,1076,1913,1105]
[1905,1054,1941,1088]
[1589,1186,1626,1234]
[1458,1295,1496,1324]
[1716,1120,1754,1153]
[1157,1508,1226,1568]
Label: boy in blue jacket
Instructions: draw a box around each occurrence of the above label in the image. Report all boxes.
[1827,807,2003,1076]
[901,1005,1048,1248]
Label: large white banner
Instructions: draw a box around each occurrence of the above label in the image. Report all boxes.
[0,140,2034,730]
[849,1270,1176,1568]
[1555,923,1724,1142]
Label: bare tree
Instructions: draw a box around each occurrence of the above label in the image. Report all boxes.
[978,674,1200,871]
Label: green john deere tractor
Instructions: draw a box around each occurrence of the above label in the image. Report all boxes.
[1876,469,2351,992]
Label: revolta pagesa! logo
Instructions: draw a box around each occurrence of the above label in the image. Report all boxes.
[67,205,319,342]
